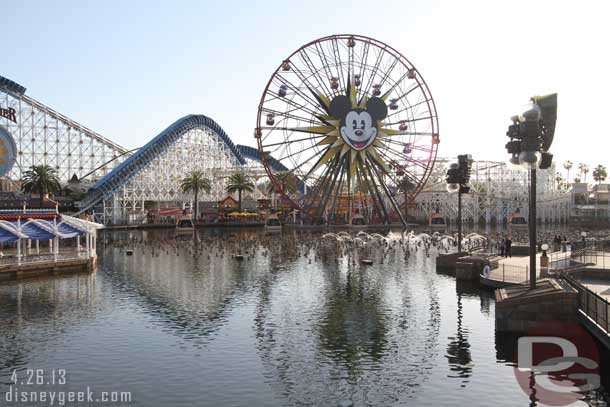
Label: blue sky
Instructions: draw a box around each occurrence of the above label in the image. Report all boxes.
[3,0,609,172]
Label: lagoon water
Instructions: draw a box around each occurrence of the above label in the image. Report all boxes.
[0,228,606,406]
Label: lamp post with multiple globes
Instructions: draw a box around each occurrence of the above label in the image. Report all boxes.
[504,94,557,289]
[446,155,473,253]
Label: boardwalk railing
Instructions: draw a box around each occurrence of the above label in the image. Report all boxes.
[546,247,610,271]
[561,271,610,335]
[0,251,89,267]
[486,263,529,285]
[549,249,585,271]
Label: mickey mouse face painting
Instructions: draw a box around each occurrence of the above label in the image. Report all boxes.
[329,95,388,151]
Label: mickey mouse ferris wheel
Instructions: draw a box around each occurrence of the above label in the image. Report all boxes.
[255,34,439,226]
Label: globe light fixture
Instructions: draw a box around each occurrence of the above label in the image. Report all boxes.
[509,153,521,165]
[446,183,460,194]
[520,104,542,122]
[518,151,541,169]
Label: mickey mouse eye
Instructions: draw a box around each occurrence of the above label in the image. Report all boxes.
[360,120,366,129]
[352,120,358,129]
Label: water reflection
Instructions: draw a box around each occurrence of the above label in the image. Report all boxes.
[445,291,473,386]
[0,273,96,382]
[254,233,442,406]
[1,228,607,406]
[98,229,272,346]
[318,268,388,373]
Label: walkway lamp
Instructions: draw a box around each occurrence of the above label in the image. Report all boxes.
[446,154,473,253]
[505,94,557,290]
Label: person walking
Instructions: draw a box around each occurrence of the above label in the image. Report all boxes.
[500,237,506,257]
[505,236,513,258]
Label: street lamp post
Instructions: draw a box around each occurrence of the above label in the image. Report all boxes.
[505,94,557,290]
[529,166,537,288]
[446,155,473,254]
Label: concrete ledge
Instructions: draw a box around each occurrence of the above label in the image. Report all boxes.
[572,268,610,280]
[0,257,96,282]
[436,252,468,274]
[495,279,579,332]
[456,256,489,281]
[480,276,516,289]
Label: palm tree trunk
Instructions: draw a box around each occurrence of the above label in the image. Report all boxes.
[194,187,199,223]
[39,191,44,208]
[238,189,242,211]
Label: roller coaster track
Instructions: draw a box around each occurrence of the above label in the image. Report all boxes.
[20,93,128,155]
[78,147,140,181]
[77,115,246,214]
[1,74,130,182]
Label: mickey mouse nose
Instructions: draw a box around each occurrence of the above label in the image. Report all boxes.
[355,130,363,136]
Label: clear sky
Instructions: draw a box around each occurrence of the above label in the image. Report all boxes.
[3,0,609,174]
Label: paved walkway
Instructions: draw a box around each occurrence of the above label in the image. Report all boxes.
[487,251,562,284]
[487,248,610,287]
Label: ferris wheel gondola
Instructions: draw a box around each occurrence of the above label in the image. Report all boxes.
[255,34,439,226]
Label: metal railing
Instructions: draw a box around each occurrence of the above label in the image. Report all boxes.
[561,271,610,335]
[0,208,58,214]
[547,247,610,271]
[549,249,585,271]
[485,263,529,284]
[0,251,89,267]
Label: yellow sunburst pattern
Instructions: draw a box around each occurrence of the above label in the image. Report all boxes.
[291,76,402,192]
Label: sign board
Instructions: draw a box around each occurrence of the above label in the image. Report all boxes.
[0,125,17,177]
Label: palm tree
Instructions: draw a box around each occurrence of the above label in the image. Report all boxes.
[181,170,211,221]
[555,172,565,190]
[397,176,416,221]
[593,165,607,185]
[592,165,607,216]
[563,160,573,182]
[226,172,255,211]
[21,165,61,208]
[578,163,590,183]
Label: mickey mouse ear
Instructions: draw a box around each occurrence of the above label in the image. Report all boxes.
[329,95,351,119]
[366,97,388,120]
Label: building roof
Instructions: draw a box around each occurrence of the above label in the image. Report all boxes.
[0,213,102,243]
[219,196,238,204]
